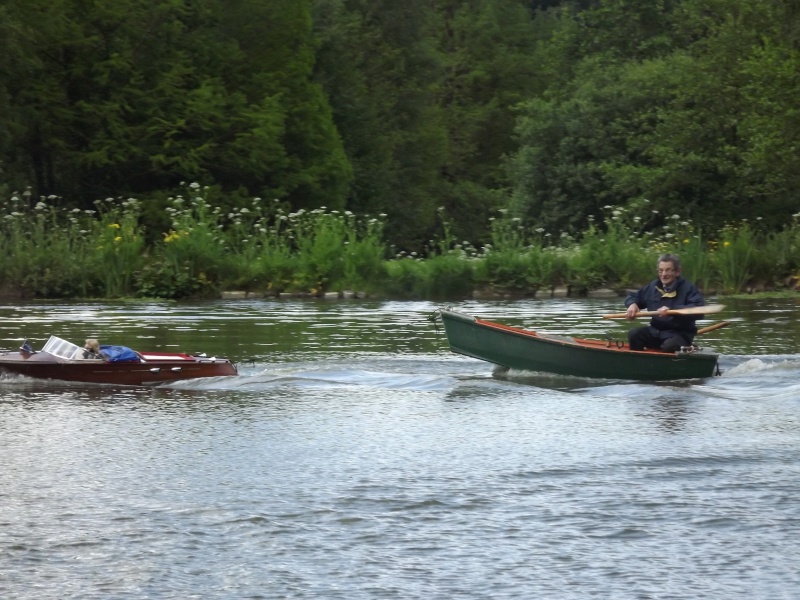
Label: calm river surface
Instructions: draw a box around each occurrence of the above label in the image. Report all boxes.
[1,297,799,599]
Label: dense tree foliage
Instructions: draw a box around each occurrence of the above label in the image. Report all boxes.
[0,0,350,209]
[510,0,800,234]
[1,0,799,250]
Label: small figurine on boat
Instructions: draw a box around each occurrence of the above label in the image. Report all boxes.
[0,335,237,385]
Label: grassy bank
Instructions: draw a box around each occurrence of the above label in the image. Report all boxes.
[2,187,799,300]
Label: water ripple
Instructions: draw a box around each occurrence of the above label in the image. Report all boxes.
[3,299,800,599]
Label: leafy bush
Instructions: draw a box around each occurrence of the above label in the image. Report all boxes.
[2,185,800,300]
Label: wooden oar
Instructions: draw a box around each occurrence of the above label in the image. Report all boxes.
[601,303,726,319]
[696,321,730,335]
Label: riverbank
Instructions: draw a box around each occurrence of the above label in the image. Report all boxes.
[218,286,626,301]
[5,283,792,303]
[3,191,799,302]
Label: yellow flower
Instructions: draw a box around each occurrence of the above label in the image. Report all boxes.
[723,240,731,247]
[108,223,121,229]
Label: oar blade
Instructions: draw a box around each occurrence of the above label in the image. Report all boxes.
[674,303,726,315]
[602,303,726,319]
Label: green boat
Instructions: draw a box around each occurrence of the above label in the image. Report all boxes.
[436,309,720,381]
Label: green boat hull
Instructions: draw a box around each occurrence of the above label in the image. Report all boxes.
[439,309,719,381]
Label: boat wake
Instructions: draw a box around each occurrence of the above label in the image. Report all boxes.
[493,367,611,391]
[720,355,800,376]
[689,354,800,400]
[487,352,800,396]
[6,351,800,399]
[168,366,456,392]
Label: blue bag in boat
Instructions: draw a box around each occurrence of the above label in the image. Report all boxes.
[100,345,140,362]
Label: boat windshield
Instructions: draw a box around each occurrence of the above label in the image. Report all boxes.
[42,335,82,359]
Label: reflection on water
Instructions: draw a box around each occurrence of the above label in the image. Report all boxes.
[639,396,695,433]
[2,298,800,598]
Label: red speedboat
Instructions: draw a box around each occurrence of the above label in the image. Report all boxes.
[0,335,237,385]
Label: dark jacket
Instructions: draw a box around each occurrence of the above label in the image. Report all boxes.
[624,276,705,339]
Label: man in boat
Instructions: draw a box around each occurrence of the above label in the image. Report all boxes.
[624,253,704,352]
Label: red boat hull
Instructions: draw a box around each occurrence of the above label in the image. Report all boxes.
[0,350,237,385]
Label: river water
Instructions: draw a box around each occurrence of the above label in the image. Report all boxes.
[1,297,799,599]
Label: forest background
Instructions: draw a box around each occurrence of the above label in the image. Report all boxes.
[1,0,799,300]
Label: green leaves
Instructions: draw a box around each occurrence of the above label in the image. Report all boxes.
[2,0,800,256]
[0,0,351,213]
[508,0,800,236]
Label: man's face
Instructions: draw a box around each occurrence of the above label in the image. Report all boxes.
[657,261,680,287]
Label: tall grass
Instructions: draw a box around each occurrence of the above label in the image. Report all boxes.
[93,198,146,297]
[1,185,799,299]
[676,233,713,293]
[713,223,755,294]
[384,208,475,299]
[0,191,108,297]
[473,211,544,294]
[564,222,646,293]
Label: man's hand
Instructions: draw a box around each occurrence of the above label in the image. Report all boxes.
[625,304,639,320]
[656,306,669,316]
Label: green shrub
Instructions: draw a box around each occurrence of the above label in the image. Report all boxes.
[712,222,755,293]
